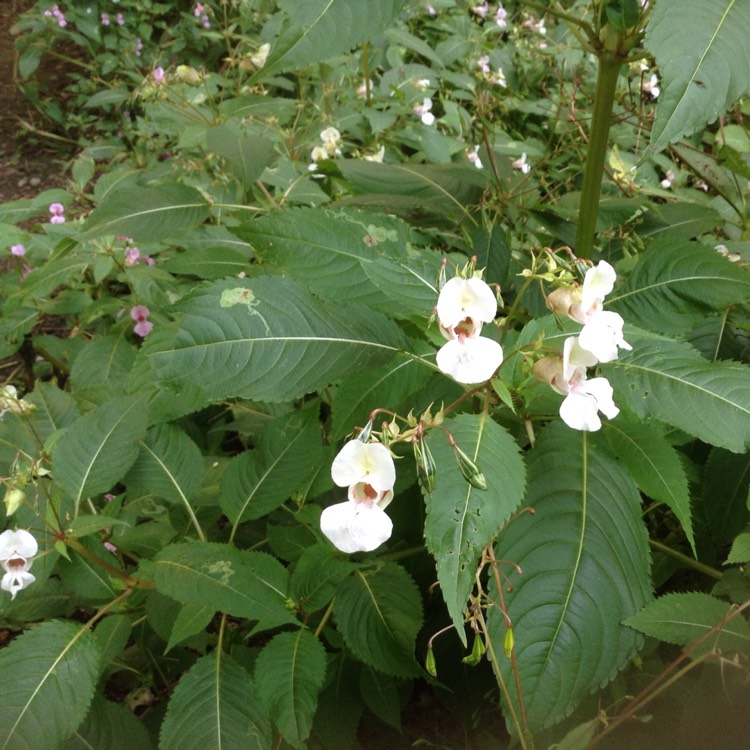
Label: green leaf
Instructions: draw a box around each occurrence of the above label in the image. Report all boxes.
[609,238,750,334]
[359,668,401,730]
[424,414,526,643]
[702,448,750,546]
[166,604,215,653]
[80,182,210,242]
[25,382,81,440]
[604,419,694,553]
[336,160,486,220]
[0,620,101,750]
[206,124,275,189]
[141,541,297,632]
[256,0,407,79]
[69,335,137,394]
[333,561,423,678]
[220,409,325,524]
[624,592,750,657]
[489,424,651,730]
[60,696,153,750]
[52,395,150,509]
[331,354,432,441]
[254,630,327,748]
[645,0,750,153]
[290,544,357,613]
[239,207,437,316]
[607,340,750,453]
[125,423,203,506]
[161,246,251,280]
[726,532,750,564]
[160,652,272,750]
[146,277,409,403]
[93,614,132,670]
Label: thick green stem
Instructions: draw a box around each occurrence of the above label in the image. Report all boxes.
[574,53,622,259]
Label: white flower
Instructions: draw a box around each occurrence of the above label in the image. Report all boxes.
[436,277,497,339]
[489,68,507,87]
[413,98,435,125]
[495,6,507,28]
[364,145,385,163]
[436,336,504,384]
[321,440,396,553]
[512,152,531,174]
[0,529,38,600]
[578,309,632,363]
[660,169,674,189]
[435,277,503,383]
[320,127,342,156]
[477,55,490,74]
[565,261,631,362]
[472,2,489,18]
[546,337,619,431]
[467,145,483,169]
[415,78,431,91]
[643,73,660,100]
[250,43,270,69]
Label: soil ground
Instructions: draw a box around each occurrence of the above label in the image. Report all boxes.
[0,0,69,205]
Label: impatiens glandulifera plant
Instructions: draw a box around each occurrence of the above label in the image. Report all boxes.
[1,0,750,748]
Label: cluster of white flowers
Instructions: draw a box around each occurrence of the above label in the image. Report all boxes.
[0,529,38,600]
[435,276,503,385]
[320,439,396,553]
[309,127,342,168]
[536,260,631,431]
[413,97,435,126]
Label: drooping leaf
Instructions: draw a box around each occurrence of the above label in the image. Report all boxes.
[220,409,325,524]
[254,630,328,748]
[333,561,423,678]
[424,414,526,643]
[311,655,363,750]
[726,533,750,564]
[255,0,407,79]
[604,419,694,553]
[160,652,272,750]
[166,604,215,653]
[607,340,750,453]
[146,277,410,403]
[60,696,153,750]
[701,448,750,547]
[624,592,750,657]
[609,238,750,334]
[489,424,651,730]
[0,620,101,750]
[141,541,297,632]
[81,182,210,242]
[359,668,401,730]
[52,395,150,509]
[93,614,132,670]
[645,0,750,153]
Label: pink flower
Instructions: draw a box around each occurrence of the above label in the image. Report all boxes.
[153,67,165,85]
[103,541,118,553]
[130,305,153,337]
[194,3,205,16]
[135,38,143,56]
[124,247,141,266]
[101,12,110,25]
[116,13,125,26]
[10,244,26,257]
[49,202,65,223]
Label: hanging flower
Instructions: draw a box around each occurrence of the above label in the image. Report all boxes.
[413,98,435,125]
[534,337,619,431]
[467,145,483,169]
[547,260,631,362]
[320,440,396,553]
[0,529,38,600]
[435,276,503,384]
[512,152,531,174]
[49,202,65,224]
[10,244,26,257]
[130,305,153,337]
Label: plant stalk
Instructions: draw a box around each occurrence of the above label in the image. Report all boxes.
[574,52,622,259]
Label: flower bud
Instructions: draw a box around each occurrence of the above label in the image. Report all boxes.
[413,439,437,495]
[503,627,514,658]
[532,356,561,386]
[545,286,580,317]
[425,647,438,678]
[452,444,487,490]
[4,487,25,516]
[462,634,486,665]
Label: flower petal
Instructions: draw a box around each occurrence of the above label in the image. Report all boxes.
[1,570,35,600]
[331,441,395,492]
[436,336,503,384]
[559,391,602,431]
[578,311,629,362]
[581,260,616,312]
[582,377,620,420]
[320,500,393,553]
[0,529,38,560]
[562,336,598,381]
[436,277,497,332]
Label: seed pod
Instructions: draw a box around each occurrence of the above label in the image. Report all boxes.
[413,439,437,495]
[503,627,515,658]
[425,647,438,678]
[452,444,487,490]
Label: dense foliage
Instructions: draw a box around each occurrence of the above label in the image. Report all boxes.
[1,1,750,748]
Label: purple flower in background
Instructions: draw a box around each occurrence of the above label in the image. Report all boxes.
[101,12,110,25]
[153,67,165,85]
[49,202,65,223]
[130,305,153,337]
[135,38,143,56]
[116,13,125,26]
[10,244,26,257]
